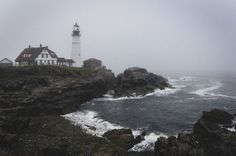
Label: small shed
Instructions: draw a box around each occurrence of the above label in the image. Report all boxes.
[83,58,102,69]
[0,58,13,67]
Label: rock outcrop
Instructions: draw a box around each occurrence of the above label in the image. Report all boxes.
[103,129,135,150]
[2,64,234,156]
[114,67,171,97]
[0,65,120,156]
[154,109,236,156]
[0,66,115,115]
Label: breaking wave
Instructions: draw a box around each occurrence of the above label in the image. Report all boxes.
[63,110,123,136]
[63,110,167,151]
[191,80,236,99]
[130,132,168,151]
[94,95,144,102]
[94,82,185,102]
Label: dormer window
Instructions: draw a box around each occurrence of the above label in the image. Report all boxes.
[23,54,31,58]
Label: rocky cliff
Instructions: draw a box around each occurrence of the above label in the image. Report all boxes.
[1,65,234,156]
[0,66,122,156]
[154,109,236,156]
[114,67,171,97]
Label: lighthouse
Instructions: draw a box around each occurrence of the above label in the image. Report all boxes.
[71,22,82,67]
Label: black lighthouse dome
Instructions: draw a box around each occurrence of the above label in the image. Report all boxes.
[72,22,80,36]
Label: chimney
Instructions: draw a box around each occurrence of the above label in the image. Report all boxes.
[29,45,31,48]
[40,44,42,47]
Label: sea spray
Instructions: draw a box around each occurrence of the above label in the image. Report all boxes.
[63,110,168,151]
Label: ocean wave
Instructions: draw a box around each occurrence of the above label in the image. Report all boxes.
[145,86,183,97]
[95,85,185,102]
[94,87,181,101]
[191,80,236,99]
[63,110,168,151]
[93,95,144,102]
[227,126,236,132]
[63,110,123,136]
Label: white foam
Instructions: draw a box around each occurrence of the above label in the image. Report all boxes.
[145,88,179,97]
[94,86,182,102]
[130,132,168,151]
[227,126,236,132]
[63,110,169,151]
[191,80,236,99]
[63,110,123,136]
[94,95,144,102]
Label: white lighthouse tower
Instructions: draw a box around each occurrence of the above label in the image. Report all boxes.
[71,22,82,67]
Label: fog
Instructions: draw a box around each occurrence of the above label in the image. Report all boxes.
[0,0,236,75]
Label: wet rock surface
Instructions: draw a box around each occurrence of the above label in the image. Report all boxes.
[1,65,235,156]
[154,109,236,156]
[114,67,171,97]
[0,66,115,115]
[103,129,135,150]
[0,66,121,156]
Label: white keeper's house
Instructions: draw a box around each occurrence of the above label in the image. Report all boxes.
[15,22,83,67]
[15,44,75,67]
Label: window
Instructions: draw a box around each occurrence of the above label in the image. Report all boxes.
[52,60,54,65]
[40,60,42,65]
[46,54,48,58]
[48,60,50,64]
[42,54,44,58]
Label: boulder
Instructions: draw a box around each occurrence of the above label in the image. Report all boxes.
[103,129,135,150]
[83,58,102,70]
[154,135,204,156]
[193,109,236,156]
[200,108,234,125]
[114,67,171,97]
[154,109,236,156]
[134,131,146,145]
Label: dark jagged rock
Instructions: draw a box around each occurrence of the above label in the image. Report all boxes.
[17,116,123,156]
[114,67,171,97]
[0,65,120,156]
[134,131,146,145]
[154,109,236,156]
[200,108,234,125]
[126,151,154,156]
[154,134,204,156]
[193,109,236,156]
[0,66,115,115]
[103,129,135,150]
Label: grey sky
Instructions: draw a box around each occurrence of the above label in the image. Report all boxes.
[0,0,236,74]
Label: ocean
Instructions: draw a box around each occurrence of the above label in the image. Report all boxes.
[64,75,236,151]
